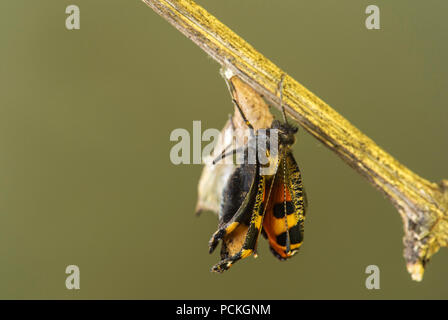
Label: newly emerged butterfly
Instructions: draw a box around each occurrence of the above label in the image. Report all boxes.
[209,76,307,272]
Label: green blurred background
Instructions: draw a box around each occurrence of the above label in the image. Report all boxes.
[0,0,447,299]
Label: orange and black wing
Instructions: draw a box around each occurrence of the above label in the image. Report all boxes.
[262,151,306,260]
[209,162,268,272]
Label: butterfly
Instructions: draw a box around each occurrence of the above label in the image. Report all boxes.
[209,76,307,272]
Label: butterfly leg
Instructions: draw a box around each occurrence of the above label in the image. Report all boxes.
[212,146,244,165]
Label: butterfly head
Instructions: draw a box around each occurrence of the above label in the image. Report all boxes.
[271,120,298,146]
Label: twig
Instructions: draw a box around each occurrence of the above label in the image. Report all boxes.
[142,0,448,281]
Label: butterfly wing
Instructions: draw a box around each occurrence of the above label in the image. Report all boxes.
[208,161,257,253]
[262,151,306,260]
[210,163,267,272]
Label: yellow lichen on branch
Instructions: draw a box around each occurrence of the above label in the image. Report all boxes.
[142,0,448,281]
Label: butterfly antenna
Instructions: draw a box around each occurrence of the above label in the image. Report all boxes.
[282,156,291,254]
[278,74,289,125]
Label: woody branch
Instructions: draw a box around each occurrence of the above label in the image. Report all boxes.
[142,0,448,281]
